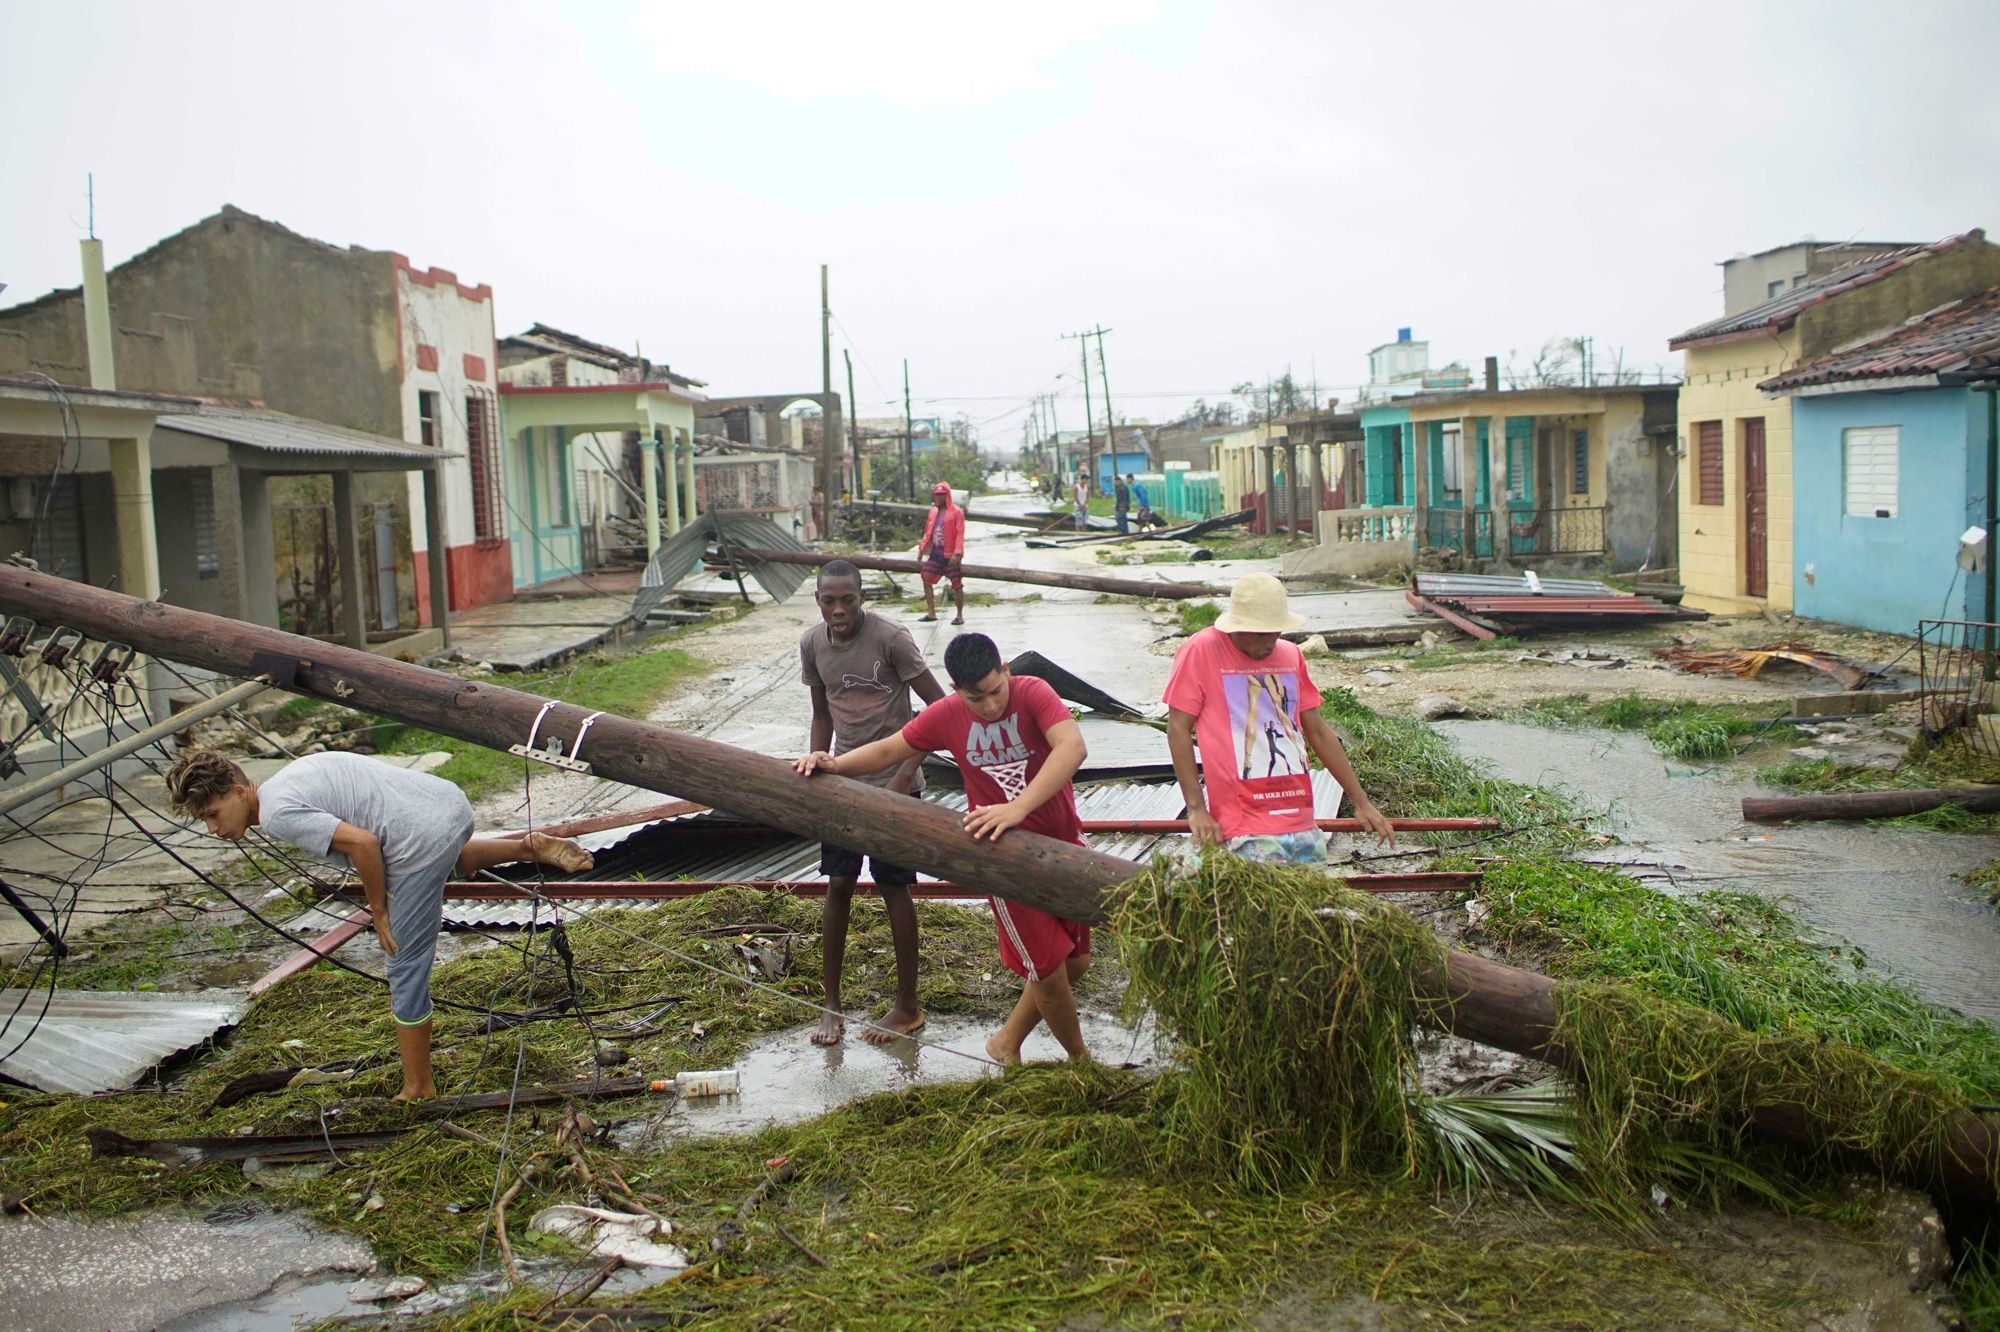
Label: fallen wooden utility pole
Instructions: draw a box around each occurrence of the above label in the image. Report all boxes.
[848,498,1054,531]
[1,569,1993,1207]
[357,871,1488,901]
[730,548,1218,601]
[1743,785,2000,823]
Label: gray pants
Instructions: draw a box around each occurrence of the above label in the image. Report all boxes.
[386,808,473,1026]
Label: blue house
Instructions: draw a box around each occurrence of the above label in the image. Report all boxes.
[1760,287,2000,634]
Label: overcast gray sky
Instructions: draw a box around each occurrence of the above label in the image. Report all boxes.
[5,0,1998,442]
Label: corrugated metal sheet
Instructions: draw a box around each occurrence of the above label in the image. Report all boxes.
[0,989,247,1094]
[157,409,452,463]
[633,512,814,620]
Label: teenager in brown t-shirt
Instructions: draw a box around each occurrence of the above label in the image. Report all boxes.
[798,560,946,1044]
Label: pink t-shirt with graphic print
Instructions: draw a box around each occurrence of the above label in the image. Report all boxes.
[1162,627,1324,840]
[900,674,1083,845]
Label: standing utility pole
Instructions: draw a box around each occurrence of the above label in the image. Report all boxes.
[1062,331,1098,491]
[902,359,916,500]
[819,265,834,538]
[1093,326,1116,472]
[844,349,861,502]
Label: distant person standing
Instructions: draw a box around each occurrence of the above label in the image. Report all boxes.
[916,482,967,626]
[1072,472,1090,532]
[1163,573,1395,864]
[1132,475,1154,528]
[799,559,947,1045]
[1114,474,1131,535]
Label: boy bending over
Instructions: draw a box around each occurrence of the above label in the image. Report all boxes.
[795,633,1093,1064]
[166,748,594,1101]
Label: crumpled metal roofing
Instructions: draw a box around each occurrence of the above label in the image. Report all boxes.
[0,988,247,1094]
[633,512,815,620]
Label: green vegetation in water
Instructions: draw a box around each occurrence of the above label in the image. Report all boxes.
[1959,858,2000,908]
[58,921,242,991]
[1759,731,2000,830]
[378,645,709,799]
[1400,635,1525,669]
[1518,692,1790,761]
[1175,600,1221,635]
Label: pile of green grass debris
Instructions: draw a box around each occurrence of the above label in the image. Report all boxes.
[1113,852,1995,1210]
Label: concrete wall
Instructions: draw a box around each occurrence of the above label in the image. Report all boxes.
[396,261,506,615]
[1675,332,1799,613]
[1790,387,1984,634]
[0,207,402,432]
[151,468,228,618]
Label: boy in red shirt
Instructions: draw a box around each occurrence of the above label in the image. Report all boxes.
[795,632,1092,1064]
[1165,573,1394,862]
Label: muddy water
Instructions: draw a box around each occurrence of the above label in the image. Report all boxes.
[1440,720,2000,1022]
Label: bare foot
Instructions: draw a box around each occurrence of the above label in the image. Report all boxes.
[392,1085,437,1103]
[861,1007,925,1045]
[810,1012,845,1046]
[524,832,594,873]
[984,1031,1021,1066]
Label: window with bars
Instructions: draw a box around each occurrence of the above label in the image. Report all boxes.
[191,471,220,577]
[466,388,504,541]
[1571,428,1589,495]
[1696,420,1724,505]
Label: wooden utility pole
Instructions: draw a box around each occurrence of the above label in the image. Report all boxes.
[902,359,915,500]
[0,566,1994,1208]
[844,349,862,504]
[1093,326,1116,471]
[1062,331,1097,491]
[820,265,835,539]
[731,547,1217,599]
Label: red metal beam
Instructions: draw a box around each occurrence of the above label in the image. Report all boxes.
[1405,587,1497,640]
[247,908,371,997]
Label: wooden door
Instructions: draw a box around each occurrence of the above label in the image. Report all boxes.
[1743,418,1768,599]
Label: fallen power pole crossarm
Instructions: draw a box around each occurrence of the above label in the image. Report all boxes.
[1,567,1993,1208]
[0,676,271,819]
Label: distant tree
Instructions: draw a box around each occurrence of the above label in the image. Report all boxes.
[1504,337,1582,389]
[1233,373,1310,422]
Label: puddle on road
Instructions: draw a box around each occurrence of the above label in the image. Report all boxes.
[619,1010,1154,1147]
[1440,720,2000,1022]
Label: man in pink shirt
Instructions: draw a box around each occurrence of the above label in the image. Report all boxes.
[1164,573,1394,863]
[916,482,967,625]
[796,632,1093,1064]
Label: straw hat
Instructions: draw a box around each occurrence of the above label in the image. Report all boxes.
[1213,572,1304,633]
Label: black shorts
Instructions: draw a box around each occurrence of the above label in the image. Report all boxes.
[820,843,918,887]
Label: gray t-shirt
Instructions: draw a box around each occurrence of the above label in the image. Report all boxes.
[799,611,930,790]
[257,751,474,877]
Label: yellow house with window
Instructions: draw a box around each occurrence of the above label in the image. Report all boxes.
[1669,230,2000,614]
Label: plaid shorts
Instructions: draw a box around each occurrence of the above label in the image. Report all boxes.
[1225,829,1330,866]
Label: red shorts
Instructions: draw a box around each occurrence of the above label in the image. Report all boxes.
[990,897,1091,981]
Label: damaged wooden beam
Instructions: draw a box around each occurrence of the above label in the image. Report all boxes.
[4,569,1994,1208]
[730,547,1219,601]
[345,872,1487,902]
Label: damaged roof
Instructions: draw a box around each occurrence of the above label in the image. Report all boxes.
[0,988,247,1095]
[1669,230,1986,350]
[1759,286,2000,392]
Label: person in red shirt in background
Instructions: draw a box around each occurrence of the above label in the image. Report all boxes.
[916,482,967,626]
[795,633,1093,1064]
[1164,573,1395,864]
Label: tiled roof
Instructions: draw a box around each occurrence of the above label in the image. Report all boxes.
[1760,287,2000,392]
[1669,230,1986,350]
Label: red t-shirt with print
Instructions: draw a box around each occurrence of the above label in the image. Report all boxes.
[1162,626,1324,840]
[900,674,1083,845]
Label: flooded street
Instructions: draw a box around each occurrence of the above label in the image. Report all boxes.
[1442,719,2000,1022]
